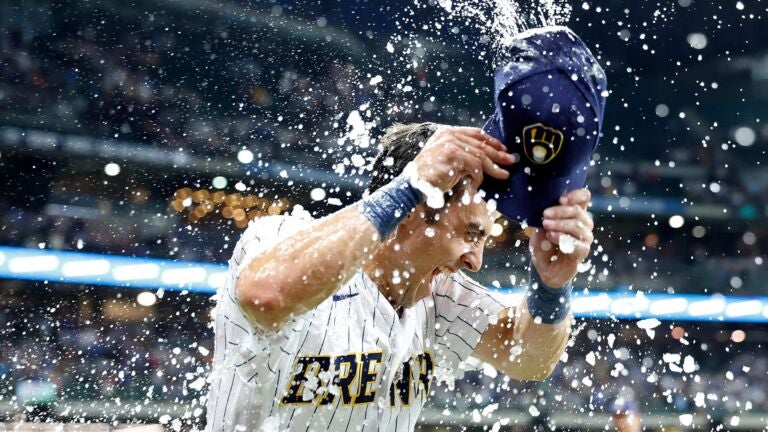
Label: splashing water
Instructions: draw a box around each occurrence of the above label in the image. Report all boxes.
[436,0,572,50]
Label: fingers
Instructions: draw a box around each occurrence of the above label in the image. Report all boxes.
[439,127,515,166]
[449,149,484,189]
[544,231,592,258]
[543,228,593,247]
[446,126,507,152]
[542,218,593,243]
[476,152,511,181]
[542,190,594,259]
[414,126,516,193]
[447,132,516,182]
[451,132,517,167]
[449,143,512,182]
[543,204,594,231]
[559,188,591,209]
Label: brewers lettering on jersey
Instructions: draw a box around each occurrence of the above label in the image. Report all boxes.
[205,123,596,431]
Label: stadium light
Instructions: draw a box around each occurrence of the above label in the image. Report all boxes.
[112,263,161,281]
[136,291,157,307]
[61,259,111,277]
[725,300,763,318]
[9,255,59,273]
[104,162,121,176]
[207,272,228,289]
[610,295,650,316]
[649,298,689,316]
[237,149,254,164]
[688,297,726,317]
[571,294,612,314]
[160,267,207,286]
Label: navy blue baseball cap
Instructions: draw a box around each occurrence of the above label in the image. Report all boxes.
[481,26,607,226]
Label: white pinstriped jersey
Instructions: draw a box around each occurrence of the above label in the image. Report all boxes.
[206,214,509,432]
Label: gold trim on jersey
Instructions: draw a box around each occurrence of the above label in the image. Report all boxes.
[352,351,383,405]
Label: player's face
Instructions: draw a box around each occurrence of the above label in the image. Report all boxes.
[403,196,496,307]
[432,197,496,273]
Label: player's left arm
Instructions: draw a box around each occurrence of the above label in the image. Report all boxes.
[472,188,593,380]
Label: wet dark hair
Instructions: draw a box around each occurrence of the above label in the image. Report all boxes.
[367,122,440,194]
[367,122,470,223]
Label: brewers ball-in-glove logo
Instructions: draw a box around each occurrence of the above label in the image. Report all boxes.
[521,123,564,164]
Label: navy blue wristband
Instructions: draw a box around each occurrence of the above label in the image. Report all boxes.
[357,174,424,238]
[526,266,573,324]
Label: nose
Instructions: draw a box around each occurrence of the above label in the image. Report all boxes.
[461,247,484,272]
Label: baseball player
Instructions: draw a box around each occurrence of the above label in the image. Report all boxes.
[206,26,606,432]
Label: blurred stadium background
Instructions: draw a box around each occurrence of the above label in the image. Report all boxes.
[0,0,767,430]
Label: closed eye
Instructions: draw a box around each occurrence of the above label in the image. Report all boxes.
[468,231,484,247]
[466,222,487,247]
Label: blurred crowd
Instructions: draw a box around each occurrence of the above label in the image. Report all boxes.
[0,196,224,263]
[1,286,764,424]
[2,18,766,231]
[0,284,211,411]
[0,22,481,163]
[431,323,767,419]
[3,19,767,207]
[0,24,360,159]
[4,20,766,212]
[583,142,768,223]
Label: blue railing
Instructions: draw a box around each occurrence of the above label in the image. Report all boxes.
[0,246,765,322]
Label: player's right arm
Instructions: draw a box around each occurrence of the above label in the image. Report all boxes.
[236,127,515,332]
